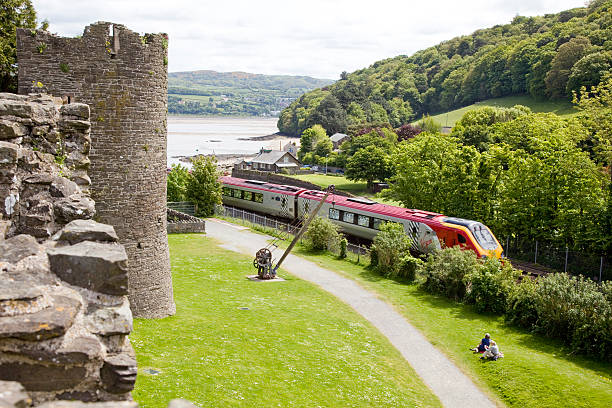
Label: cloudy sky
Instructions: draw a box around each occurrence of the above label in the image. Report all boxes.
[32,0,585,79]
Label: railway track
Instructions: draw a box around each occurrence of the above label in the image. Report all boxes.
[507,259,553,278]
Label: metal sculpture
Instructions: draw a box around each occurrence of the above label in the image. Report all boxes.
[252,185,335,279]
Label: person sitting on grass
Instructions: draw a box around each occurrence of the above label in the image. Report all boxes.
[480,340,503,360]
[470,333,491,353]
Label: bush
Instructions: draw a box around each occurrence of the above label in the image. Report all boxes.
[534,273,612,359]
[420,247,479,301]
[505,277,539,329]
[339,238,347,259]
[369,246,378,267]
[390,255,422,281]
[303,216,341,252]
[465,258,521,314]
[185,156,222,217]
[372,222,411,276]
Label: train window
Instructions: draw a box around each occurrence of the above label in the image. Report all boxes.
[243,191,253,201]
[457,233,466,244]
[343,212,354,223]
[222,187,232,196]
[231,189,242,198]
[358,215,370,227]
[254,193,263,203]
[329,208,340,220]
[373,218,384,230]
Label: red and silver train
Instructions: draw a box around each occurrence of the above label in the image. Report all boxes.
[221,176,503,259]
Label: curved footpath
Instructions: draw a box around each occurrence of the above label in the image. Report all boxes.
[205,219,497,408]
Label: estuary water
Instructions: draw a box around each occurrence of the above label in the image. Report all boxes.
[167,116,281,166]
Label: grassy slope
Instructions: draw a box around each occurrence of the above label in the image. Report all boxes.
[131,234,441,408]
[288,174,400,205]
[287,247,612,408]
[417,95,577,128]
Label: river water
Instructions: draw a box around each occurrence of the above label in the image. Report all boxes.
[167,116,280,166]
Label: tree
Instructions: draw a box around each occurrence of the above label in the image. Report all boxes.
[371,222,411,276]
[395,124,422,141]
[566,51,612,96]
[185,156,222,217]
[298,124,327,163]
[0,0,37,92]
[345,145,393,188]
[167,163,190,202]
[545,36,591,99]
[308,94,347,135]
[346,102,366,125]
[303,216,341,252]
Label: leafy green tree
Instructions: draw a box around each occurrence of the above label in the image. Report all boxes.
[345,145,393,188]
[545,36,591,98]
[367,103,389,123]
[308,94,347,135]
[167,163,190,202]
[298,124,328,163]
[185,156,222,217]
[566,51,612,96]
[451,105,531,151]
[0,0,37,92]
[313,136,332,157]
[346,101,366,125]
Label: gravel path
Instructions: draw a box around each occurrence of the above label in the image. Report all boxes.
[205,219,497,408]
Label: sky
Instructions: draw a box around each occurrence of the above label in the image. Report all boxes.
[32,0,586,80]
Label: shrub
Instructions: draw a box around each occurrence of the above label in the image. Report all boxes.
[369,246,378,267]
[505,277,539,329]
[185,156,222,217]
[303,216,341,252]
[390,255,422,281]
[534,273,612,359]
[465,258,521,314]
[420,247,479,301]
[339,238,347,259]
[372,222,411,276]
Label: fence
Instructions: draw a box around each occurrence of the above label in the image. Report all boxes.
[504,236,611,282]
[167,201,196,216]
[216,205,370,259]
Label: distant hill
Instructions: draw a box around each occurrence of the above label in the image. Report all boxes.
[168,70,334,116]
[279,0,612,136]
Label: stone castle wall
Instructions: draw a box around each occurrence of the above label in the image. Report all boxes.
[0,93,136,404]
[16,23,174,318]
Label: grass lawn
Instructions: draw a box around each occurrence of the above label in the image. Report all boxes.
[131,234,441,408]
[287,246,612,408]
[416,95,577,128]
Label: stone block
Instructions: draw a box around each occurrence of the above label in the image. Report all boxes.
[0,282,50,317]
[56,219,119,244]
[14,336,103,365]
[0,295,80,341]
[0,120,28,140]
[59,119,90,132]
[60,103,90,120]
[86,301,132,335]
[53,195,95,224]
[0,142,19,165]
[0,380,31,408]
[47,241,128,295]
[0,363,85,392]
[100,355,137,394]
[0,235,40,263]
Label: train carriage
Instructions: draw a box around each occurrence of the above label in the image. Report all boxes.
[221,176,305,219]
[221,176,503,259]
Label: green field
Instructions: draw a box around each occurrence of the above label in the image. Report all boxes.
[131,234,441,407]
[416,95,577,128]
[288,246,612,408]
[287,174,400,205]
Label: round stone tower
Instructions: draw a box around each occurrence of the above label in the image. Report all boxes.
[16,22,175,318]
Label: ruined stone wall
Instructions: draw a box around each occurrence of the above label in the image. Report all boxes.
[166,208,206,234]
[16,23,174,318]
[0,93,136,404]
